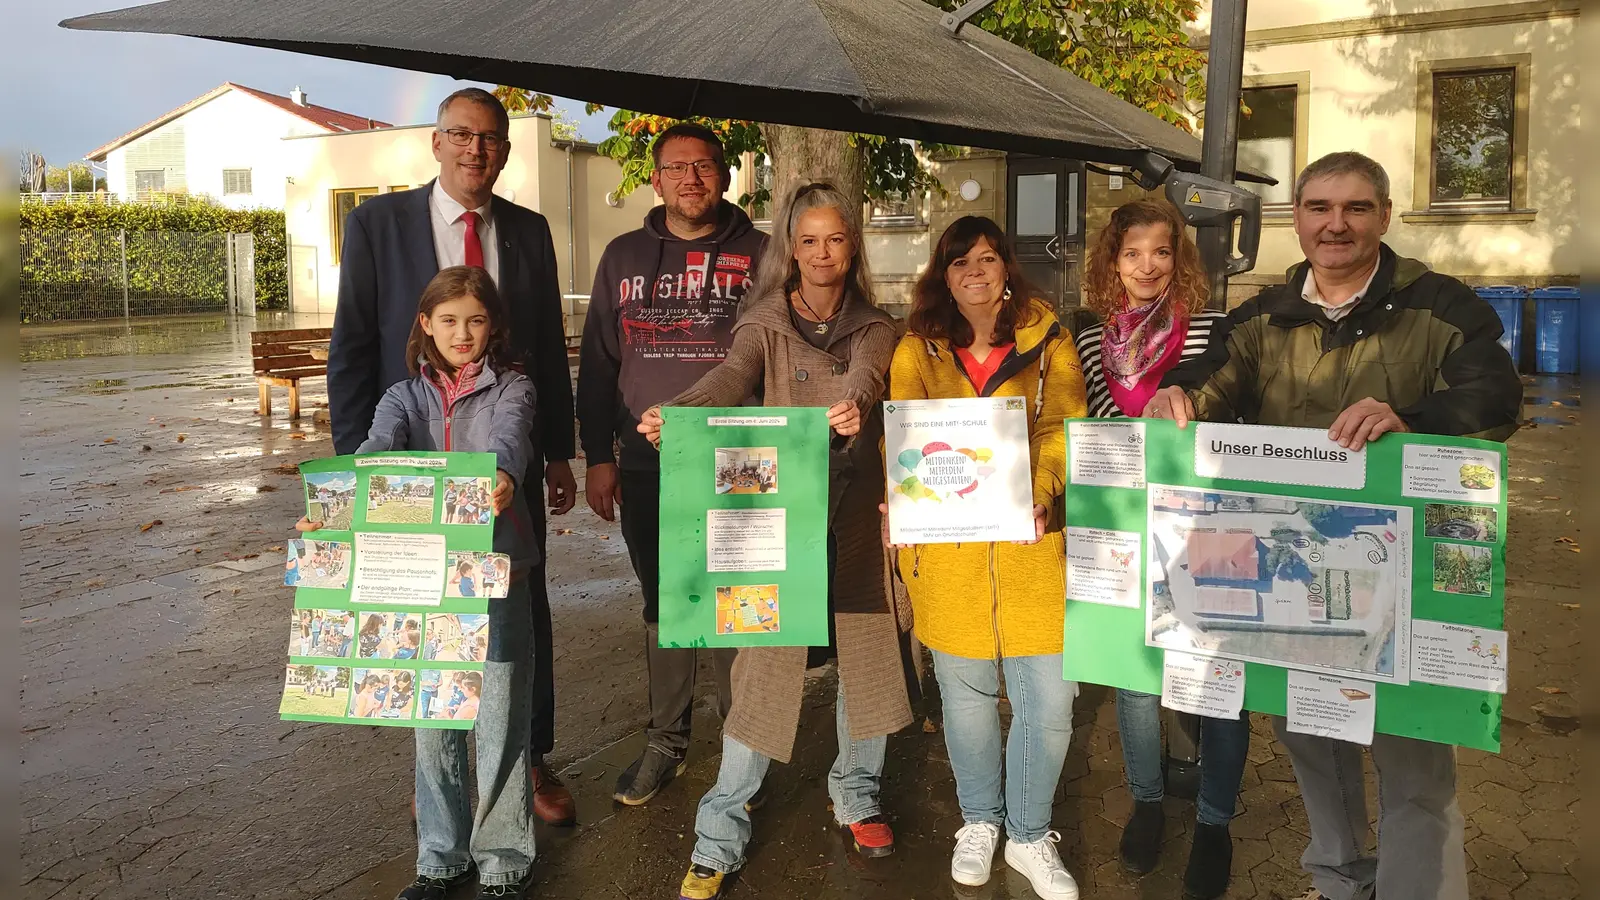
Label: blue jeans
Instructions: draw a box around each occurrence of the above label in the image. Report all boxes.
[932,650,1078,843]
[1116,688,1250,827]
[415,578,534,885]
[690,682,887,873]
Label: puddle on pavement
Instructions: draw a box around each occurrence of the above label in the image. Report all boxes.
[1525,416,1576,427]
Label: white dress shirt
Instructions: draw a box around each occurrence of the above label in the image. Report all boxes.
[428,180,500,288]
[1302,258,1380,322]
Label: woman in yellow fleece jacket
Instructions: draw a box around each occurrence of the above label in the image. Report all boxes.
[884,216,1087,899]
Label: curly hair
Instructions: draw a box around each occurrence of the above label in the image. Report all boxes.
[1083,199,1209,317]
[908,215,1040,347]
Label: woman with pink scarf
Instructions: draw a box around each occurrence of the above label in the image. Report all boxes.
[1073,199,1249,900]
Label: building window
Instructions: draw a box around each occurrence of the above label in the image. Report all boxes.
[1238,84,1299,208]
[868,190,923,226]
[332,187,380,257]
[222,169,253,196]
[1431,68,1514,208]
[134,169,166,193]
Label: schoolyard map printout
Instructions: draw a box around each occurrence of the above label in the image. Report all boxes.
[1061,419,1509,751]
[883,397,1035,544]
[658,408,831,648]
[281,452,504,730]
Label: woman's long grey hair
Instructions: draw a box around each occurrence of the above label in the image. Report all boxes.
[748,180,877,307]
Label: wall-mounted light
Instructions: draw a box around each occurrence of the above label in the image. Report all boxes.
[605,191,623,208]
[958,179,981,202]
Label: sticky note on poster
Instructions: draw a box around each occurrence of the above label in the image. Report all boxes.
[1068,421,1146,489]
[1160,651,1246,719]
[1401,444,1501,503]
[1286,670,1376,745]
[1410,620,1508,694]
[707,508,787,572]
[1065,527,1141,608]
[349,532,447,606]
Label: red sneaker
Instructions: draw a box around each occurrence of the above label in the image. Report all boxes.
[844,815,896,858]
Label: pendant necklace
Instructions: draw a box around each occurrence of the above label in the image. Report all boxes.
[795,291,838,335]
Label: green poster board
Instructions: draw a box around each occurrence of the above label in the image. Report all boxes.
[1061,419,1507,752]
[281,452,500,730]
[657,407,832,648]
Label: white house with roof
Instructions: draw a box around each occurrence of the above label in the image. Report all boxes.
[87,83,391,209]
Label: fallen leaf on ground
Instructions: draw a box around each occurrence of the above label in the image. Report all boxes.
[138,520,162,532]
[1551,400,1565,407]
[269,545,283,552]
[159,423,168,428]
[597,534,611,540]
[1542,495,1561,501]
[1537,686,1566,694]
[274,463,299,475]
[289,433,306,440]
[140,445,152,452]
[1560,602,1580,610]
[554,528,575,535]
[83,578,104,588]
[159,485,204,494]
[176,433,188,442]
[256,485,279,493]
[1556,536,1576,544]
[103,437,117,444]
[922,717,938,733]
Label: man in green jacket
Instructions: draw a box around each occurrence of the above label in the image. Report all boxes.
[1145,151,1521,900]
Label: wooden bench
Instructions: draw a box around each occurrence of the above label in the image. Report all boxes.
[252,328,330,420]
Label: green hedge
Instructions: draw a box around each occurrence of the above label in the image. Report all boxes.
[20,199,287,322]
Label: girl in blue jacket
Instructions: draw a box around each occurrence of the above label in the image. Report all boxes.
[296,265,539,899]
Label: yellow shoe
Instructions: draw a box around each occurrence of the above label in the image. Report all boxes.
[679,864,725,900]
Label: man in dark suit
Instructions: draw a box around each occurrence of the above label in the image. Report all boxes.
[327,88,578,836]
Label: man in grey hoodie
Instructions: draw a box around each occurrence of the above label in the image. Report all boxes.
[577,123,768,806]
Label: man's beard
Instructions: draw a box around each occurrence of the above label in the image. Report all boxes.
[667,196,717,227]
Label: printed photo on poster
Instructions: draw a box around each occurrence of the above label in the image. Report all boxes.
[1422,504,1499,543]
[288,609,355,658]
[279,664,350,717]
[444,552,511,598]
[716,584,780,634]
[1401,443,1501,503]
[284,539,352,589]
[884,397,1034,544]
[304,472,356,529]
[1147,485,1412,683]
[349,669,417,720]
[366,475,436,524]
[419,669,483,721]
[442,477,495,525]
[355,612,424,660]
[715,447,779,494]
[1432,542,1493,597]
[423,613,490,662]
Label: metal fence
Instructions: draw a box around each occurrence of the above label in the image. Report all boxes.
[21,229,258,323]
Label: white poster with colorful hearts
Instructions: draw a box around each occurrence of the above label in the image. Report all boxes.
[883,396,1035,545]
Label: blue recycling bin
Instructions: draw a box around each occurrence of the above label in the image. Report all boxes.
[1474,286,1526,369]
[1533,286,1581,375]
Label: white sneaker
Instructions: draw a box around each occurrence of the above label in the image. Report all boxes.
[949,822,1002,886]
[1004,831,1080,900]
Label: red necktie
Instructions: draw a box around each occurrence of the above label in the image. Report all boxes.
[462,211,484,270]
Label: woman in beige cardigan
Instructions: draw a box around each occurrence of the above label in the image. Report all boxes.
[638,182,911,900]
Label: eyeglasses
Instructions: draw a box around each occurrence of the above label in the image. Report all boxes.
[658,160,721,180]
[439,127,507,151]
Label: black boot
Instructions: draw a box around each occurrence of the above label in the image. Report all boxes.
[1183,821,1233,899]
[1119,799,1165,874]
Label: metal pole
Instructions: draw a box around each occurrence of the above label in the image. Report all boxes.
[226,232,237,315]
[119,228,130,320]
[1198,0,1249,311]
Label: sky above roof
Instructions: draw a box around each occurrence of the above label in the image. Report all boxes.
[11,0,611,166]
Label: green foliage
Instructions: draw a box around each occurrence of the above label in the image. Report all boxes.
[1433,544,1492,596]
[929,0,1207,131]
[42,163,107,193]
[19,198,286,322]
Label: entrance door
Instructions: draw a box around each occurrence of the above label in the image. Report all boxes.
[1007,157,1085,310]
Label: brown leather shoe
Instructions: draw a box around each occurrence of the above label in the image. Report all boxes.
[530,762,576,826]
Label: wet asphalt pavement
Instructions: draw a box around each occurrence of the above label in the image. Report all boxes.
[19,314,1580,900]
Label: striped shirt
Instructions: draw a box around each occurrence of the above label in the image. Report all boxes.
[1074,311,1227,418]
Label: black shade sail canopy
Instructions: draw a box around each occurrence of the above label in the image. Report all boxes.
[62,0,1270,183]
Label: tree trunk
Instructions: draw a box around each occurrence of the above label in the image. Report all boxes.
[759,124,865,221]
